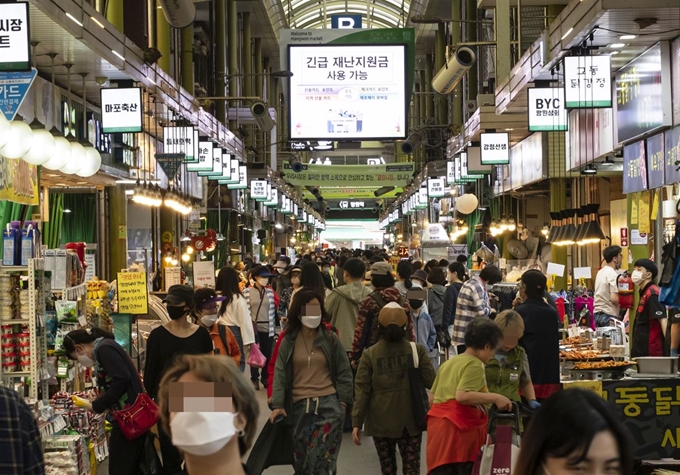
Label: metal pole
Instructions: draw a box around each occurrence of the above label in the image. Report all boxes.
[451,0,463,128]
[496,0,512,85]
[227,0,238,130]
[215,0,227,122]
[466,0,479,104]
[435,23,447,126]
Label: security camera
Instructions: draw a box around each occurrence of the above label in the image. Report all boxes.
[432,46,477,95]
[250,101,275,132]
[401,133,421,154]
[325,205,331,212]
[94,77,109,87]
[289,156,304,173]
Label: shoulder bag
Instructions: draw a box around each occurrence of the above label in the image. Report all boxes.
[408,342,430,431]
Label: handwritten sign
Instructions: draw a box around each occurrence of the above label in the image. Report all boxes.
[193,261,216,289]
[164,267,181,290]
[117,272,148,315]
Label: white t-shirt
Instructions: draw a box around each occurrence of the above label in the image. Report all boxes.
[217,295,256,345]
[594,265,620,316]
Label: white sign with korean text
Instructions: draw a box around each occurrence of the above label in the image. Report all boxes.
[228,165,247,190]
[288,44,407,140]
[251,180,267,200]
[163,126,196,161]
[0,3,30,72]
[101,88,142,133]
[528,88,568,131]
[428,178,445,198]
[193,261,216,289]
[481,133,510,165]
[188,141,214,172]
[563,55,612,108]
[446,161,455,185]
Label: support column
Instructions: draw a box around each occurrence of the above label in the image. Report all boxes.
[156,0,171,74]
[181,26,194,95]
[227,0,238,130]
[451,0,463,128]
[496,0,512,86]
[466,0,478,104]
[242,12,253,98]
[418,71,426,129]
[434,23,447,126]
[106,0,124,32]
[107,187,128,279]
[550,179,568,290]
[424,55,435,122]
[215,0,227,123]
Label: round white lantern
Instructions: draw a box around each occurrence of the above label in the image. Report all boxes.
[22,125,56,165]
[75,144,102,177]
[0,119,33,159]
[0,114,11,149]
[60,139,85,174]
[42,134,71,170]
[455,193,479,215]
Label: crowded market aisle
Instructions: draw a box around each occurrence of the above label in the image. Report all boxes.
[94,387,429,474]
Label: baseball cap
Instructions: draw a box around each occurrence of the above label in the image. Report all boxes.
[273,260,289,269]
[163,285,194,306]
[194,288,226,309]
[378,302,408,327]
[371,261,393,276]
[250,265,274,278]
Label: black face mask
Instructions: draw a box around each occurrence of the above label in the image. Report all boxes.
[167,306,187,320]
[409,299,423,310]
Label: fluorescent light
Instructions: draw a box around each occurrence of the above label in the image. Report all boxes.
[125,189,134,195]
[610,51,620,55]
[608,43,626,49]
[146,75,156,85]
[561,28,573,40]
[619,35,636,40]
[90,16,105,29]
[112,49,125,61]
[66,13,83,27]
[63,208,72,213]
[504,128,514,131]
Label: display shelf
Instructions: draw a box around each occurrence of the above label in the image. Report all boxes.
[0,265,29,273]
[53,283,88,300]
[39,414,67,439]
[3,371,32,377]
[0,319,30,325]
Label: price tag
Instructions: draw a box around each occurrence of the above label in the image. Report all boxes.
[78,315,87,327]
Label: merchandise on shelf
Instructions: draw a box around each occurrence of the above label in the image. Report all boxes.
[44,434,90,475]
[2,221,21,266]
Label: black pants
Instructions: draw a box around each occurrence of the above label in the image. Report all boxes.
[250,331,273,386]
[158,424,187,475]
[108,421,146,475]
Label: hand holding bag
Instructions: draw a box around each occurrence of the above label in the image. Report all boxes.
[408,342,430,431]
[248,343,268,368]
[111,391,159,440]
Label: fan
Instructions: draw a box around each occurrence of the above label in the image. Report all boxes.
[507,239,529,259]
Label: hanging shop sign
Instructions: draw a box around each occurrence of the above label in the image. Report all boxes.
[421,223,449,246]
[163,126,196,162]
[664,126,680,185]
[188,141,214,172]
[288,43,407,140]
[112,132,135,167]
[428,177,445,198]
[193,261,216,289]
[446,161,455,185]
[265,188,278,207]
[101,87,143,133]
[616,43,672,143]
[623,140,648,194]
[0,156,38,205]
[282,162,414,186]
[198,148,222,177]
[116,271,148,315]
[218,158,240,185]
[527,87,568,131]
[480,133,510,165]
[227,165,247,190]
[0,2,30,72]
[87,113,111,154]
[563,55,612,108]
[646,134,665,189]
[0,68,35,121]
[251,179,268,201]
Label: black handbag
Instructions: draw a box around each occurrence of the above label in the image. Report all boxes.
[138,432,162,475]
[408,342,430,431]
[246,419,295,475]
[436,327,451,348]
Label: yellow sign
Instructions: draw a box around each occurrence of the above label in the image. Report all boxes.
[651,190,659,221]
[639,191,650,234]
[563,380,603,398]
[0,156,38,205]
[630,194,639,226]
[118,225,127,240]
[117,272,148,315]
[302,187,402,200]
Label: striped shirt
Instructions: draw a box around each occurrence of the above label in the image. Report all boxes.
[452,276,492,345]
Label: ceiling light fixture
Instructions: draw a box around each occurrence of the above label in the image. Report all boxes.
[561,28,574,40]
[90,16,105,28]
[619,35,636,40]
[608,43,626,49]
[66,13,83,27]
[111,49,125,61]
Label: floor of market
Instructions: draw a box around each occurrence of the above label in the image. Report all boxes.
[95,387,428,474]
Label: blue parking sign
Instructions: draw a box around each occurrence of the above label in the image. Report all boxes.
[0,68,37,121]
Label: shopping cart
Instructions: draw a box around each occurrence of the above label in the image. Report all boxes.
[472,403,523,475]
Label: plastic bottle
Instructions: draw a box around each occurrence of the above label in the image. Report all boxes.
[21,222,35,265]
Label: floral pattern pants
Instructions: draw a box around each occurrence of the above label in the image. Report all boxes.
[291,394,344,475]
[373,429,422,475]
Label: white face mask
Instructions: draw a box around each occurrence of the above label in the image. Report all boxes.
[77,350,95,368]
[257,277,269,287]
[276,268,284,274]
[631,270,646,285]
[171,411,241,456]
[301,315,322,329]
[201,313,218,327]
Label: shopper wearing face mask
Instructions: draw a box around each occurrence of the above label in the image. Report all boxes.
[593,245,623,327]
[192,288,241,366]
[279,266,302,318]
[270,289,354,474]
[144,284,213,475]
[243,265,278,391]
[64,328,146,475]
[631,259,667,358]
[157,354,259,475]
[408,288,439,371]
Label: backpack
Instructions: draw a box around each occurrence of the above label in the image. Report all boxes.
[355,291,405,362]
[217,325,230,356]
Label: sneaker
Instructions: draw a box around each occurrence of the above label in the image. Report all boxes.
[261,380,268,389]
[252,380,260,391]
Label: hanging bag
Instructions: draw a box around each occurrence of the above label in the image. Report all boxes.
[472,405,521,475]
[408,342,430,431]
[248,342,268,368]
[111,391,159,440]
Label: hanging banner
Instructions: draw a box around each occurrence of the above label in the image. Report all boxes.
[0,2,30,72]
[0,68,36,121]
[616,43,672,143]
[193,261,216,289]
[528,87,568,131]
[0,156,38,205]
[563,55,612,108]
[646,134,665,189]
[282,162,414,186]
[117,271,148,315]
[623,141,648,194]
[665,126,680,185]
[639,191,651,234]
[480,133,509,165]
